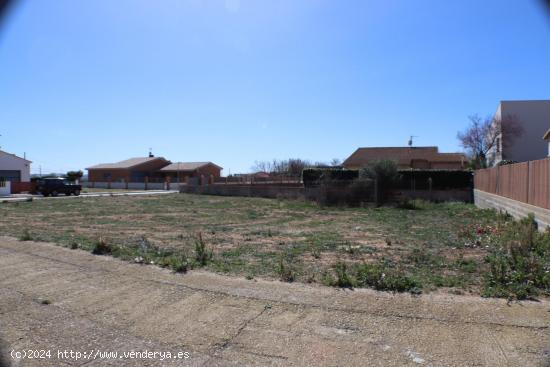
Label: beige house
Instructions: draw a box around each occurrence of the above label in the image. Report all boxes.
[488,100,550,165]
[343,146,466,170]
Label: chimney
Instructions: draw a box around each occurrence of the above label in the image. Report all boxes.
[149,148,154,158]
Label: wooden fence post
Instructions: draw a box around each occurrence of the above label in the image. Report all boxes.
[526,162,530,204]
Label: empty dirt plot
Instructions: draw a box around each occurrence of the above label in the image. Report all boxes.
[0,193,516,296]
[0,238,549,366]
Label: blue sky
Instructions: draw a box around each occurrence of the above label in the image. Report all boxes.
[1,0,550,174]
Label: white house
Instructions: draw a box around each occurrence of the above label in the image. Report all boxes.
[0,150,31,182]
[488,100,550,165]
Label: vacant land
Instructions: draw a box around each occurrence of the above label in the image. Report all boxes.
[2,238,549,366]
[0,193,519,296]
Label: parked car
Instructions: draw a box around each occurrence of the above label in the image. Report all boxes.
[36,178,82,197]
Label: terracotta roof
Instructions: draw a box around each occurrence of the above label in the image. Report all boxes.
[343,147,466,167]
[543,129,550,140]
[87,157,169,170]
[430,152,468,162]
[159,162,222,172]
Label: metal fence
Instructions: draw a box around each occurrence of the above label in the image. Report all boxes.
[474,157,550,210]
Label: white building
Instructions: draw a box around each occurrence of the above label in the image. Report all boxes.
[488,100,550,165]
[0,150,31,182]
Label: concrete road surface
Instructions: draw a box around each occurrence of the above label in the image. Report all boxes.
[1,190,178,202]
[0,237,549,366]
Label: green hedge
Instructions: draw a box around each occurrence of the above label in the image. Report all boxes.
[302,168,359,187]
[303,168,472,190]
[396,170,473,190]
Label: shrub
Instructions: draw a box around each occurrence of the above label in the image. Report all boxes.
[355,262,420,293]
[483,214,550,299]
[334,262,355,288]
[360,160,401,204]
[19,229,33,241]
[277,256,295,282]
[397,170,473,190]
[91,237,112,255]
[194,232,212,266]
[169,254,189,273]
[302,168,359,188]
[397,197,417,210]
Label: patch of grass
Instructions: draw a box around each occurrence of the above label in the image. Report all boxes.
[482,214,550,300]
[277,255,295,282]
[0,193,516,296]
[165,254,189,273]
[19,229,33,241]
[333,262,355,288]
[355,262,421,293]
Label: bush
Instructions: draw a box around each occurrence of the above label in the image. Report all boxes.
[91,237,112,255]
[277,255,295,282]
[169,254,189,273]
[194,232,212,266]
[302,168,359,188]
[397,170,473,190]
[483,214,550,299]
[19,229,33,241]
[360,160,401,204]
[355,262,420,293]
[334,262,355,288]
[397,197,418,210]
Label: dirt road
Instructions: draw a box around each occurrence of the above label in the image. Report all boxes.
[0,237,549,366]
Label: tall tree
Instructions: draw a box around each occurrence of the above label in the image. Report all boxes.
[457,114,523,168]
[66,170,83,182]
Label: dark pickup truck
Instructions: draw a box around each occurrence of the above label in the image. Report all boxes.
[36,178,82,197]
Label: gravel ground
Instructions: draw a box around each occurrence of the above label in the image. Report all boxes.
[1,237,549,366]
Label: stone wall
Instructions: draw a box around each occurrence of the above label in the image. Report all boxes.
[474,189,550,230]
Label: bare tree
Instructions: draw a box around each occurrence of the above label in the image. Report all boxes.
[251,158,312,177]
[457,114,524,168]
[251,160,271,173]
[330,158,342,167]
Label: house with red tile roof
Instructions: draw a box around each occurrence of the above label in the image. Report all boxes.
[342,146,466,170]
